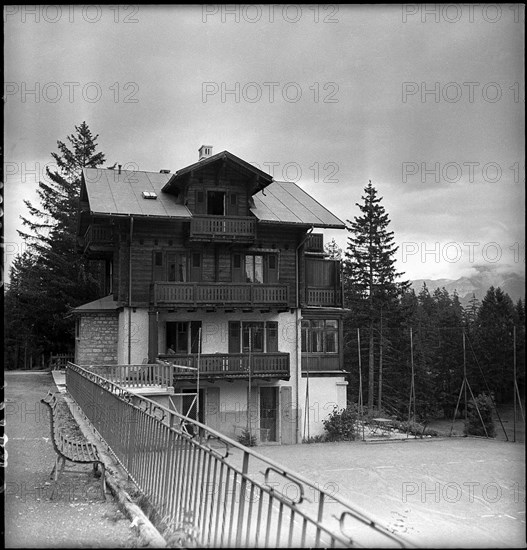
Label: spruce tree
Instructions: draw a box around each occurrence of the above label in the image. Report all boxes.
[5,122,106,368]
[474,287,516,402]
[343,181,409,413]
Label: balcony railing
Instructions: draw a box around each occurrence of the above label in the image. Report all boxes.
[158,352,290,380]
[153,282,289,307]
[305,233,324,252]
[306,287,342,307]
[190,215,256,241]
[302,354,342,373]
[83,224,114,252]
[85,363,174,389]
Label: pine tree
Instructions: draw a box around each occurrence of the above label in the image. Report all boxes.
[343,181,409,413]
[5,122,106,368]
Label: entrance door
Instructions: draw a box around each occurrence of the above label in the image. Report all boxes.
[260,387,278,442]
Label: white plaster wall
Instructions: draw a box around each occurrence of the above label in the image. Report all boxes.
[117,307,149,364]
[174,379,297,442]
[298,376,348,438]
[157,309,298,357]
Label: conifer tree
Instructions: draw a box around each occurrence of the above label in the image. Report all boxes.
[5,122,106,367]
[343,181,409,413]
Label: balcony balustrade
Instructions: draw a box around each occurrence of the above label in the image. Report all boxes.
[189,215,256,242]
[158,352,290,380]
[153,282,289,308]
[305,287,342,307]
[83,224,114,253]
[301,354,342,373]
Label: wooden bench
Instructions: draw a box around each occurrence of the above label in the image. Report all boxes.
[41,391,106,500]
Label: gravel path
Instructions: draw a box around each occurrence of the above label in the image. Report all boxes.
[4,371,141,548]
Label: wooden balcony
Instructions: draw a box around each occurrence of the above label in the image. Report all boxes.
[83,224,114,253]
[302,354,342,373]
[153,282,289,308]
[85,363,174,390]
[305,233,324,252]
[305,287,342,307]
[158,352,290,380]
[189,215,256,242]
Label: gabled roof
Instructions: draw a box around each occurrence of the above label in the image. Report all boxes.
[161,150,273,194]
[251,181,345,229]
[82,168,192,218]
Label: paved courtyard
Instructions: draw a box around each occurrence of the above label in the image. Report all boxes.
[256,438,526,548]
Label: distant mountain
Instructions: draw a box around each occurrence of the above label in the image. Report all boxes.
[411,269,525,306]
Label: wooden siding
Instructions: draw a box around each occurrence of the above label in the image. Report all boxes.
[99,215,345,313]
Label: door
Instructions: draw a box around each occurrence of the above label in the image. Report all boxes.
[260,387,278,442]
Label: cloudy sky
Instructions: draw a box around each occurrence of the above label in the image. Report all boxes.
[4,4,525,284]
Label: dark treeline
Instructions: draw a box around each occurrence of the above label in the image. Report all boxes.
[339,180,525,419]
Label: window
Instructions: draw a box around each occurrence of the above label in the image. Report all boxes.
[245,254,263,283]
[228,321,279,353]
[166,321,201,354]
[301,319,339,354]
[167,253,187,282]
[207,191,225,215]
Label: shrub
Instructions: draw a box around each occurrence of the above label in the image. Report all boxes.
[237,428,257,447]
[464,393,496,437]
[323,406,356,441]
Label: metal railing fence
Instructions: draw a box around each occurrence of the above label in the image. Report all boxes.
[66,362,410,548]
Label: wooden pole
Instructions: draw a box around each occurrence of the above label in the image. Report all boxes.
[247,327,252,442]
[463,331,467,424]
[513,326,516,442]
[378,307,383,413]
[197,327,201,438]
[407,328,415,431]
[358,328,364,441]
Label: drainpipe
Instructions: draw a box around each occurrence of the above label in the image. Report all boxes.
[294,225,314,444]
[128,216,134,365]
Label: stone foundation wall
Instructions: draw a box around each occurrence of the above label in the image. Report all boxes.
[75,312,118,365]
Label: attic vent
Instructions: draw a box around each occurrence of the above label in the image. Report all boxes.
[159,169,171,174]
[199,145,213,161]
[142,191,157,199]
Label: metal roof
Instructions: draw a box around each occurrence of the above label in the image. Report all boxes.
[73,295,122,313]
[82,168,192,218]
[251,181,345,228]
[82,169,344,228]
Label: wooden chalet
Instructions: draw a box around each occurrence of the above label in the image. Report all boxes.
[74,146,348,443]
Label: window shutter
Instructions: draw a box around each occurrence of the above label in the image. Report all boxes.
[195,189,205,214]
[152,251,166,281]
[228,322,241,353]
[232,253,244,282]
[266,254,278,283]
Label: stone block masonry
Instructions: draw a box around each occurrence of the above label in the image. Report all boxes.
[76,312,118,365]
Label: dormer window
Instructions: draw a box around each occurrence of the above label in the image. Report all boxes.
[207,191,225,215]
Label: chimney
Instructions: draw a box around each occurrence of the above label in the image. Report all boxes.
[198,145,213,161]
